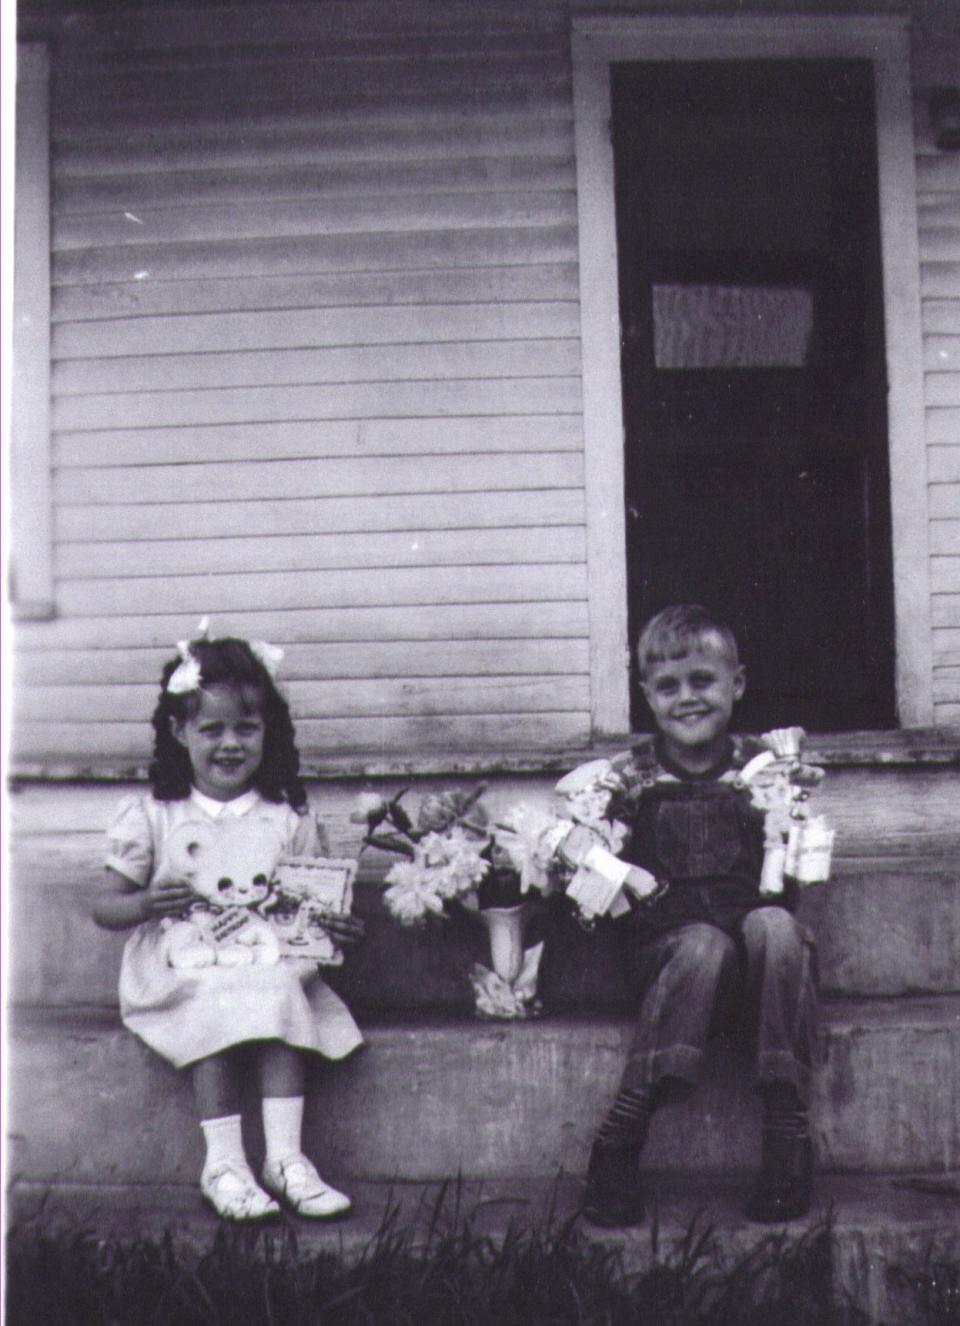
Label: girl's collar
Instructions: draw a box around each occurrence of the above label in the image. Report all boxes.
[189,787,260,818]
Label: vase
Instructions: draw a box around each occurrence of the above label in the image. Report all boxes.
[479,903,527,984]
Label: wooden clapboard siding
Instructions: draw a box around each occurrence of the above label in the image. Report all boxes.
[55,491,585,543]
[52,117,575,181]
[14,603,589,652]
[53,226,579,286]
[55,63,571,128]
[925,374,960,406]
[53,302,580,358]
[54,526,586,579]
[15,676,588,724]
[922,266,960,297]
[54,454,582,505]
[15,638,592,687]
[54,418,583,468]
[53,192,577,251]
[919,81,960,728]
[52,112,572,171]
[934,595,960,626]
[936,627,960,667]
[932,558,960,592]
[51,263,581,323]
[931,520,960,554]
[9,717,593,764]
[56,303,580,358]
[53,380,582,431]
[49,2,568,51]
[926,407,960,442]
[924,301,960,335]
[55,158,576,216]
[53,340,581,395]
[924,336,960,371]
[12,715,591,763]
[930,486,960,520]
[929,448,960,482]
[20,0,589,764]
[56,564,586,617]
[55,33,568,82]
[933,666,960,701]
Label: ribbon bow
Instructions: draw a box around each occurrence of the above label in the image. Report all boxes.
[165,618,284,694]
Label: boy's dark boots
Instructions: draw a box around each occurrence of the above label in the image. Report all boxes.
[583,1137,645,1227]
[745,1085,813,1223]
[582,1084,653,1228]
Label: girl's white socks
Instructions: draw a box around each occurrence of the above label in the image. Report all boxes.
[262,1094,305,1164]
[200,1113,248,1172]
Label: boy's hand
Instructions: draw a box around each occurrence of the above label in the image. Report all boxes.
[622,866,660,900]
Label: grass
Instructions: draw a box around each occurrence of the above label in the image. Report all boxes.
[5,1183,956,1326]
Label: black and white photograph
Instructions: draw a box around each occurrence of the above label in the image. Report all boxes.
[3,1,960,1321]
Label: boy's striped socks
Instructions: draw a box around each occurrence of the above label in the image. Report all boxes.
[761,1084,809,1141]
[594,1085,655,1150]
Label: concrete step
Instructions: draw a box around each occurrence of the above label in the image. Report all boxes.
[7,1173,960,1326]
[9,856,960,1011]
[8,999,960,1187]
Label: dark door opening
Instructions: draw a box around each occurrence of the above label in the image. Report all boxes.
[613,60,895,733]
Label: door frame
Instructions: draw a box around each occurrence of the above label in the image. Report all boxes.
[572,14,932,731]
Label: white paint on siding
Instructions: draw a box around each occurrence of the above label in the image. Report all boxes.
[919,61,960,725]
[22,0,588,764]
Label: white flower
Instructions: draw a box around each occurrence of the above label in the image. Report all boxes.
[380,831,488,922]
[495,805,563,893]
[382,861,447,926]
[351,792,388,824]
[418,830,488,899]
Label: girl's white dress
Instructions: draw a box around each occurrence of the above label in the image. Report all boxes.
[108,787,363,1069]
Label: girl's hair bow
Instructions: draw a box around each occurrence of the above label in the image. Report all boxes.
[166,617,209,694]
[249,639,284,677]
[165,617,284,694]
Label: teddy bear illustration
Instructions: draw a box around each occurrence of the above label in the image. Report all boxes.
[159,819,283,969]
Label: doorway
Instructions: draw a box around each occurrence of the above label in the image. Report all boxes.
[613,59,895,733]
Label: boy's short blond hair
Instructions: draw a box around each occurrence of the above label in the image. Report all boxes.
[636,605,740,679]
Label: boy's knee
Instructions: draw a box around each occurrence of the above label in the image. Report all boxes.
[672,923,737,972]
[741,906,805,954]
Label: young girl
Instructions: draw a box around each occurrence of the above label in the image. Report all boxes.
[92,629,364,1221]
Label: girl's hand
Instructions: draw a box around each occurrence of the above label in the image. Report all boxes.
[141,873,195,919]
[93,867,193,932]
[321,913,366,949]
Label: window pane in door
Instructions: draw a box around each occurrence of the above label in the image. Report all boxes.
[652,283,814,368]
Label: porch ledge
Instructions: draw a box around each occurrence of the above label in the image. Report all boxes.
[7,728,960,786]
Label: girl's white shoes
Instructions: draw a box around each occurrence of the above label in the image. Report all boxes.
[201,1153,351,1221]
[201,1160,281,1221]
[261,1153,352,1218]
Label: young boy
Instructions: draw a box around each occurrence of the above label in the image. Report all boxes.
[583,605,817,1227]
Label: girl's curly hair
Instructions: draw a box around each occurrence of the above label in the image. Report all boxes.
[149,636,307,811]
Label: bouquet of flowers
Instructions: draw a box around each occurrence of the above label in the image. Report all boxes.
[353,785,548,926]
[354,785,555,1018]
